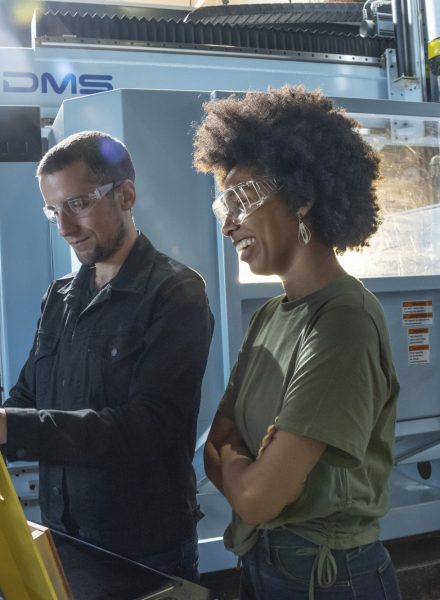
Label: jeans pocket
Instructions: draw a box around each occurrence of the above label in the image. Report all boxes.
[272,547,312,584]
[349,546,402,600]
[272,547,352,591]
[377,553,402,600]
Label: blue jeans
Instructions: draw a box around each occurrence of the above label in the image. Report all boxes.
[136,534,199,582]
[240,529,402,600]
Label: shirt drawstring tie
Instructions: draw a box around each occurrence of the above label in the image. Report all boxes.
[296,545,338,600]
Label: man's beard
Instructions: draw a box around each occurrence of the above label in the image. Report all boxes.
[76,216,126,266]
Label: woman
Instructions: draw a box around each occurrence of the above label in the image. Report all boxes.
[193,86,402,599]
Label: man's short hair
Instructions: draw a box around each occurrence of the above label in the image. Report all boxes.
[37,130,135,184]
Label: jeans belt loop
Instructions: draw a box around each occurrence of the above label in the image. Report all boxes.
[261,529,273,566]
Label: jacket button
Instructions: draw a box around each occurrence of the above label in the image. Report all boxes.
[52,486,61,496]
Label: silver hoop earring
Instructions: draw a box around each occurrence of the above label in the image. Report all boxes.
[297,214,311,245]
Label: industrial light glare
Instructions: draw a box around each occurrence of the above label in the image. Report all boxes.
[12,1,43,26]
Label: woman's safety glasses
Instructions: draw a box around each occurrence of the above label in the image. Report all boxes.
[212,177,282,226]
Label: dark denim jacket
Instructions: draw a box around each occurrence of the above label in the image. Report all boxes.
[4,233,213,557]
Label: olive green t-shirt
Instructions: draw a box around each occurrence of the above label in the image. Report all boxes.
[218,275,400,556]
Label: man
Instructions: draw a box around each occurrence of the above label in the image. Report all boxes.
[0,130,213,580]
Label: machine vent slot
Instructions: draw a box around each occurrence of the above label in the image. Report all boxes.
[33,8,395,60]
[185,1,368,30]
[0,107,42,163]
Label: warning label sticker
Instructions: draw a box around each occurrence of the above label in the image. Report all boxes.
[402,300,433,327]
[408,327,430,365]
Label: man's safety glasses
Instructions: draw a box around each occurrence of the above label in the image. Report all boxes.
[43,180,124,224]
[212,177,283,227]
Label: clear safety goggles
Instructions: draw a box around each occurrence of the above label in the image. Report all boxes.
[212,177,282,226]
[43,180,124,224]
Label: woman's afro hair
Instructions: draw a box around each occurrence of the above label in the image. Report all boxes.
[193,85,381,253]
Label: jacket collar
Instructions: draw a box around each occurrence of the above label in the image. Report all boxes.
[57,233,157,302]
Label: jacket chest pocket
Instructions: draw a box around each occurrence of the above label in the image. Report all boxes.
[88,333,144,405]
[34,332,59,405]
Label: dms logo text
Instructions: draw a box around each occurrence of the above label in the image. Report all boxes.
[2,72,113,94]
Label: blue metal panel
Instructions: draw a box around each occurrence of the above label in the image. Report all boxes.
[0,162,52,396]
[216,230,244,386]
[379,288,440,421]
[0,46,389,119]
